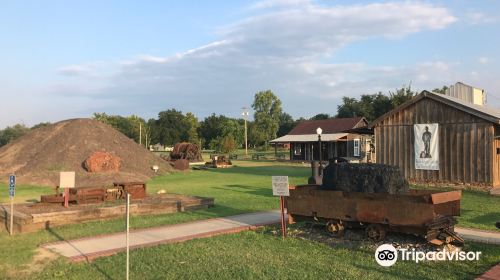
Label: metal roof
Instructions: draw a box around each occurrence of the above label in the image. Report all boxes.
[287,117,366,135]
[370,90,500,127]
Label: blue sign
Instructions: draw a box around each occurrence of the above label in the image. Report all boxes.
[9,175,15,197]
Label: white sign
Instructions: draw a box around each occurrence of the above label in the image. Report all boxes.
[272,176,289,196]
[59,171,76,188]
[414,124,439,170]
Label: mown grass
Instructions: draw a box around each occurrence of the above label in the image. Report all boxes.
[33,229,500,280]
[0,160,498,279]
[411,185,500,231]
[0,184,53,204]
[0,161,309,277]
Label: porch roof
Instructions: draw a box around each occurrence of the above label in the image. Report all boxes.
[270,133,347,143]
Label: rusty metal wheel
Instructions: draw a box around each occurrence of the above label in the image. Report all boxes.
[326,221,345,238]
[365,224,386,242]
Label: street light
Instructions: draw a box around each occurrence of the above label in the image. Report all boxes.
[316,127,322,175]
[241,107,249,156]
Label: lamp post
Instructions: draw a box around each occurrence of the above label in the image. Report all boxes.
[316,127,323,175]
[242,107,249,156]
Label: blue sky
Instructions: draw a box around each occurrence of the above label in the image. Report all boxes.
[1,0,499,127]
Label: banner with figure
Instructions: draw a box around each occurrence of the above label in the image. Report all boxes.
[414,123,439,170]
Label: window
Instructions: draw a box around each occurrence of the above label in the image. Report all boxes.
[294,145,302,155]
[353,139,360,157]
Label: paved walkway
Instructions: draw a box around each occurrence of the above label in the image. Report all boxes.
[456,227,500,245]
[41,211,500,264]
[42,211,282,262]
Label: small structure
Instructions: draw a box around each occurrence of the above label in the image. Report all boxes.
[371,90,500,189]
[270,117,373,163]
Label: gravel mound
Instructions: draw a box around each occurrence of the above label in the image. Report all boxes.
[0,118,172,187]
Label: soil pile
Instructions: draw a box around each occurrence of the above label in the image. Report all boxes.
[0,118,172,187]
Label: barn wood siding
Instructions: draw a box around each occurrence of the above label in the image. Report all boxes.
[375,98,495,185]
[494,127,500,187]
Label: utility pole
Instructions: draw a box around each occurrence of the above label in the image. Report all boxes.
[139,123,142,146]
[241,107,249,156]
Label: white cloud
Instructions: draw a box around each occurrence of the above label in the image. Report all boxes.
[465,11,497,25]
[249,0,313,10]
[478,57,489,64]
[3,1,464,126]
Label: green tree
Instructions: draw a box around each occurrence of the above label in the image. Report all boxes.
[31,122,51,129]
[277,112,295,137]
[199,114,244,149]
[389,84,416,107]
[209,135,237,153]
[199,114,229,149]
[432,85,448,95]
[310,113,330,120]
[183,112,200,144]
[251,90,282,147]
[336,85,415,121]
[154,109,189,146]
[0,124,30,147]
[336,97,364,118]
[93,113,146,144]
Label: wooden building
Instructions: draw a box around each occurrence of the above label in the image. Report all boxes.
[371,90,500,189]
[270,117,374,162]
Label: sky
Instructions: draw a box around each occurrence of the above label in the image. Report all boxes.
[1,0,500,128]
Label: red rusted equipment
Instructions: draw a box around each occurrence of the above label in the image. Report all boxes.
[40,182,147,205]
[206,154,232,168]
[113,182,147,199]
[168,142,203,162]
[285,185,464,245]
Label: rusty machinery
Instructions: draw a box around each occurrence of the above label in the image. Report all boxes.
[40,182,147,205]
[286,161,464,246]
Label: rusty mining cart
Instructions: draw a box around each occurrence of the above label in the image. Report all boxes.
[286,161,464,245]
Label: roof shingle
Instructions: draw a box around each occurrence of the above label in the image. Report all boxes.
[288,117,365,135]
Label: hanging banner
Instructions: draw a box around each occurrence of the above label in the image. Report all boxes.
[414,124,439,170]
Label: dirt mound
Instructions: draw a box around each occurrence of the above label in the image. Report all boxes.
[0,118,172,187]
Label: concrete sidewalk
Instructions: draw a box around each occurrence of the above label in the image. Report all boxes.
[456,227,500,245]
[41,211,500,262]
[42,211,282,262]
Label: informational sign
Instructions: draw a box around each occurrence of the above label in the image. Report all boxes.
[9,175,15,197]
[59,171,76,188]
[414,124,439,170]
[272,176,289,197]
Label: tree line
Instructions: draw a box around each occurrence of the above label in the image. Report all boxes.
[0,85,439,151]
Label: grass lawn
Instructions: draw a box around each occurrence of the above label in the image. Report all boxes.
[0,184,53,204]
[0,160,498,279]
[411,185,500,231]
[32,229,500,280]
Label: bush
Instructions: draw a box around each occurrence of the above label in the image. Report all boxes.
[209,136,237,154]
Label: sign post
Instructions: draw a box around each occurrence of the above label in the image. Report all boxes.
[9,175,15,235]
[126,192,130,280]
[59,172,75,208]
[272,176,289,238]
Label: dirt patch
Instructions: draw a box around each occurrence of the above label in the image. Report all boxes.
[4,248,59,279]
[0,118,172,187]
[261,223,460,252]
